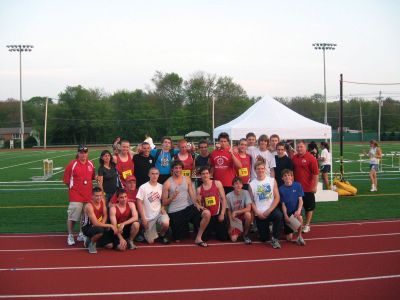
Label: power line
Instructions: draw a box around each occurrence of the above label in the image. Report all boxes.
[343,81,400,85]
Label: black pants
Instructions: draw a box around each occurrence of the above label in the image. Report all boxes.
[255,207,283,241]
[169,205,201,241]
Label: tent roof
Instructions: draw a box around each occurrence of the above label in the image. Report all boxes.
[185,130,210,138]
[213,95,331,140]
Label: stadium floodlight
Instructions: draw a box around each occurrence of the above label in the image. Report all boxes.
[313,42,337,125]
[6,44,34,149]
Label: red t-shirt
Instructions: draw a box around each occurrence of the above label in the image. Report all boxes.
[235,153,251,184]
[116,153,134,187]
[292,152,319,192]
[209,148,236,187]
[63,159,95,203]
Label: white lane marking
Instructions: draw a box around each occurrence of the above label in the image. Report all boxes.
[0,154,72,170]
[1,249,399,272]
[0,274,399,298]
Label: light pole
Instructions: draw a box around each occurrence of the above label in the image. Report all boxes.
[312,43,336,125]
[6,44,34,149]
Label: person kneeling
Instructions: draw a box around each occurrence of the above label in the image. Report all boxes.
[81,187,118,254]
[109,188,140,250]
[226,177,252,244]
[279,169,306,246]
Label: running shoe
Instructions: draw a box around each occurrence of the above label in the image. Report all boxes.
[77,232,85,242]
[88,242,97,254]
[302,225,311,233]
[296,236,306,246]
[127,240,137,250]
[159,235,170,245]
[271,238,281,249]
[67,234,75,246]
[243,235,252,245]
[83,236,90,248]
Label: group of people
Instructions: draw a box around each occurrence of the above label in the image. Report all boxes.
[64,132,332,254]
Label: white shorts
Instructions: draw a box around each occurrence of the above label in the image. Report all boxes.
[144,213,170,243]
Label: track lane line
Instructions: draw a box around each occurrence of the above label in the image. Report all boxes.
[0,274,399,298]
[1,249,399,272]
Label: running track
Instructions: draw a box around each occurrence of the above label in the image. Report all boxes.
[1,219,399,299]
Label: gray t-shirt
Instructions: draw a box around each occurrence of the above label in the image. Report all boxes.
[226,190,251,212]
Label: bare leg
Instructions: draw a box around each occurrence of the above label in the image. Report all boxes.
[67,220,75,235]
[243,212,252,236]
[195,210,211,243]
[305,210,313,226]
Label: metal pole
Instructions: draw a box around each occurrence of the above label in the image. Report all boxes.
[378,90,382,142]
[212,95,215,147]
[19,50,24,149]
[360,102,364,142]
[323,48,327,125]
[339,74,344,179]
[44,97,48,149]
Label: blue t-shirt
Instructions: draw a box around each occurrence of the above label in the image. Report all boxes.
[279,181,304,214]
[150,148,179,175]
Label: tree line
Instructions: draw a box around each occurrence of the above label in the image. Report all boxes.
[1,71,399,146]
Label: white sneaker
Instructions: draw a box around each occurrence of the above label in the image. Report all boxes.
[77,232,85,242]
[370,185,376,192]
[302,225,311,233]
[67,234,75,246]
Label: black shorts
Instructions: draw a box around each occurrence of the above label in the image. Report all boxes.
[112,224,133,248]
[82,225,113,247]
[169,205,202,241]
[203,214,229,241]
[320,165,331,174]
[303,192,316,212]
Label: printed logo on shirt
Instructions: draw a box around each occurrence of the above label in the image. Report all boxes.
[216,157,225,166]
[147,191,161,203]
[256,183,272,201]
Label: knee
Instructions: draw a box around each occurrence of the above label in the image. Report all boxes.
[244,212,252,222]
[202,210,211,220]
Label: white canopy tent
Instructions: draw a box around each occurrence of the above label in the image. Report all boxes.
[213,95,337,202]
[213,95,331,140]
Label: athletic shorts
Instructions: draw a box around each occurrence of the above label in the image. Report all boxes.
[81,225,113,247]
[370,164,379,171]
[320,165,331,174]
[169,205,201,241]
[303,192,316,212]
[67,202,85,222]
[229,214,246,237]
[112,223,134,248]
[144,213,170,243]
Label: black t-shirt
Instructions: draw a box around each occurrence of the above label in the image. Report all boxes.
[274,155,293,187]
[98,165,119,194]
[133,154,153,188]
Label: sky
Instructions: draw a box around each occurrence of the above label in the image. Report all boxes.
[1,0,400,101]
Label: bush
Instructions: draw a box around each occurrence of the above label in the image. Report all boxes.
[24,136,38,148]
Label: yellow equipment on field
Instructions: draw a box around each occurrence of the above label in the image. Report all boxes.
[333,177,357,196]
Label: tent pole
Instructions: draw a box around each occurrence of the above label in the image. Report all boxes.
[330,138,333,188]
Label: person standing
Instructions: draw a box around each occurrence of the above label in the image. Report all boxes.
[319,142,332,190]
[133,142,153,188]
[97,150,120,205]
[64,145,96,246]
[150,136,179,184]
[292,140,319,233]
[269,134,281,155]
[113,139,135,188]
[209,132,242,195]
[367,140,382,192]
[274,142,293,188]
[248,134,276,180]
[176,139,195,178]
[235,138,251,190]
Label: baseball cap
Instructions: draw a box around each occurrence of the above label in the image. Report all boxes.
[126,175,136,182]
[78,144,88,152]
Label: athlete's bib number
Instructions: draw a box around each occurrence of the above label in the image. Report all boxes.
[182,170,191,177]
[205,196,216,207]
[98,216,103,222]
[238,168,248,177]
[122,170,132,180]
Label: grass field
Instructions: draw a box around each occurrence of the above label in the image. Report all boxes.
[0,143,399,233]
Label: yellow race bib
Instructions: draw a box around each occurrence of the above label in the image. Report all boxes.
[182,169,191,177]
[205,196,216,207]
[238,168,248,177]
[122,170,132,180]
[98,216,103,222]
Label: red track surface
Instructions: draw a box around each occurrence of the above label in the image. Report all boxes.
[1,219,399,299]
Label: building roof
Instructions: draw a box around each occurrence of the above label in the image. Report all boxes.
[0,127,33,135]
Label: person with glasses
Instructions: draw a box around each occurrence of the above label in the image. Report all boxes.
[63,144,96,246]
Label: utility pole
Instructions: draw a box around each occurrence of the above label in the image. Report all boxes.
[44,97,49,149]
[359,101,364,142]
[378,91,382,142]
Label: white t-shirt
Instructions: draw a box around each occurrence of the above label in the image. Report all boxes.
[249,176,275,214]
[320,148,331,166]
[248,147,276,180]
[137,181,163,220]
